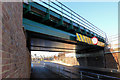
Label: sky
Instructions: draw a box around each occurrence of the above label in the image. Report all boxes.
[62,2,118,38]
[31,51,60,58]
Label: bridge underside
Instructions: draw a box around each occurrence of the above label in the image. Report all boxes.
[27,31,105,68]
[27,31,104,53]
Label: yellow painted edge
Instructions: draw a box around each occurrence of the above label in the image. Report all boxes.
[80,34,84,42]
[76,33,105,47]
[76,33,81,41]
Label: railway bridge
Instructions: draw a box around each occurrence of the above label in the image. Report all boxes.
[1,0,120,79]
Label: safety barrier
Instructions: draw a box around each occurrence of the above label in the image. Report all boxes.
[45,62,120,79]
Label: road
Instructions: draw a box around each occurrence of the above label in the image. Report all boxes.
[30,61,63,79]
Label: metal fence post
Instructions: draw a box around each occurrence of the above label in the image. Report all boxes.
[97,75,100,80]
[59,65,60,76]
[70,68,72,79]
[80,72,83,80]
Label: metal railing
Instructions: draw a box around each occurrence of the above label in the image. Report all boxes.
[79,70,120,80]
[45,63,120,80]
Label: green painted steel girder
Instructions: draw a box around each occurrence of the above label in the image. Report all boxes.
[23,18,76,41]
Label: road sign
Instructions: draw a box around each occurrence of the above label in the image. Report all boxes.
[92,37,98,45]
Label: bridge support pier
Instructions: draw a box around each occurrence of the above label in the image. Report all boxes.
[76,49,105,68]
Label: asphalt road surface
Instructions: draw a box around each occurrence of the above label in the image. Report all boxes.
[30,61,64,79]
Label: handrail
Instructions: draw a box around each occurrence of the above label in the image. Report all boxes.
[45,63,120,79]
[30,0,107,40]
[63,67,120,79]
[80,70,120,79]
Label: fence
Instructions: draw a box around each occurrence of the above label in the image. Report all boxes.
[45,62,120,80]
